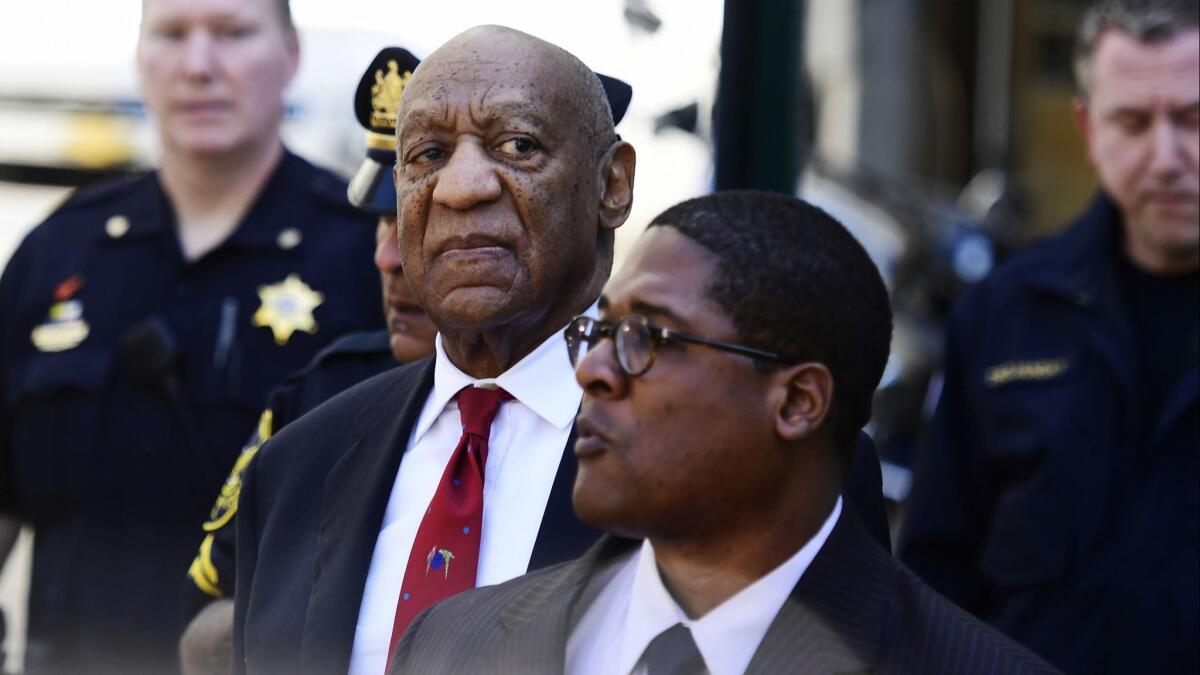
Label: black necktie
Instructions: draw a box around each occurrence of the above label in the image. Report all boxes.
[640,623,710,675]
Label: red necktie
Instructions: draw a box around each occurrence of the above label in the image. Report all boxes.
[386,385,512,665]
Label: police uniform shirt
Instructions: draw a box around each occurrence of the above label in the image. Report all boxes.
[0,150,382,674]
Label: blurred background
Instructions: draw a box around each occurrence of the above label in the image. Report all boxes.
[0,0,1099,669]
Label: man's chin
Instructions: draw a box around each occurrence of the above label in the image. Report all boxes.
[430,287,522,329]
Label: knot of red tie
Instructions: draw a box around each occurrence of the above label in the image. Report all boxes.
[456,385,513,438]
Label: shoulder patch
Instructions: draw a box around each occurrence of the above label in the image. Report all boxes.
[984,358,1070,387]
[202,409,274,532]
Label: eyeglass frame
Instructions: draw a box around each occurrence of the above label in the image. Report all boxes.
[564,314,798,377]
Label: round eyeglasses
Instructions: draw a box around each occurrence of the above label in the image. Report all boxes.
[563,314,796,377]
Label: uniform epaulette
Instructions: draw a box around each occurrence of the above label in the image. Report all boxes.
[292,155,362,216]
[281,330,391,387]
[312,330,392,363]
[52,171,149,215]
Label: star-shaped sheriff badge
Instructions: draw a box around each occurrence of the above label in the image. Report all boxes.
[252,274,324,345]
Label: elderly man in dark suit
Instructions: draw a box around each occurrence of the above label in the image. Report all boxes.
[389,192,1059,675]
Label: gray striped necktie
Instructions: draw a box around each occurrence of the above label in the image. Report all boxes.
[639,623,710,675]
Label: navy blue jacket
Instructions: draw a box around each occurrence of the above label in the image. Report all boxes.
[900,194,1199,674]
[0,151,383,675]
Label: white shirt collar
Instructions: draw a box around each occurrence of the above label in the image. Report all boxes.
[618,497,844,675]
[412,302,598,441]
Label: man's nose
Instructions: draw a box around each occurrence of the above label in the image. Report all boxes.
[375,225,403,274]
[182,29,217,81]
[1147,115,1186,180]
[431,141,503,210]
[575,337,629,400]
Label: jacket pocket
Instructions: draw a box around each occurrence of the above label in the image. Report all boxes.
[9,350,112,516]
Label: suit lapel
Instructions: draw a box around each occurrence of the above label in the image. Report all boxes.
[746,505,893,675]
[528,422,604,571]
[496,536,640,671]
[299,359,436,670]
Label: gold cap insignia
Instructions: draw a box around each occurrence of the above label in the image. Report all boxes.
[370,59,413,129]
[251,274,324,345]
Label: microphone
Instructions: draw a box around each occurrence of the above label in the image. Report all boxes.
[119,317,223,489]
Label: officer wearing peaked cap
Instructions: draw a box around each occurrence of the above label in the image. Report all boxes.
[0,1,382,673]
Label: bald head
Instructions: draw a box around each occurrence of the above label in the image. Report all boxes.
[400,25,615,159]
[388,24,636,377]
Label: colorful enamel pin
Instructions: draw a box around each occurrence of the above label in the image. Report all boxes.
[426,546,455,579]
[31,274,90,352]
[251,274,323,345]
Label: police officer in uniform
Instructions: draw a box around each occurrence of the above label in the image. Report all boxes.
[0,1,382,673]
[178,48,436,675]
[900,2,1198,673]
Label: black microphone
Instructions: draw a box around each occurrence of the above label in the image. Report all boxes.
[119,317,223,489]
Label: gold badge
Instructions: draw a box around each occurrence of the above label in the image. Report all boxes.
[252,274,323,345]
[370,59,413,129]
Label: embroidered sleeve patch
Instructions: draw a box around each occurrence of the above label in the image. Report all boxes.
[202,409,274,532]
[984,358,1069,387]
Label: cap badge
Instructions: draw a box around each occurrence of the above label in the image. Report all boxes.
[251,274,324,345]
[370,59,413,129]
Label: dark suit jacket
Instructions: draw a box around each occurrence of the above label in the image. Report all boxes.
[391,506,1060,675]
[233,357,891,674]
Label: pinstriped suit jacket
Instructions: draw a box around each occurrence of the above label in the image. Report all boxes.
[389,506,1061,675]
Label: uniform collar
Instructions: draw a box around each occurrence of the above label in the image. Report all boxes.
[1020,191,1125,306]
[411,301,599,442]
[104,149,311,255]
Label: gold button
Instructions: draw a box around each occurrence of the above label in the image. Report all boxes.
[105,215,130,238]
[277,228,302,250]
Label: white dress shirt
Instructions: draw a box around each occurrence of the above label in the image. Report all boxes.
[566,498,844,675]
[348,313,591,675]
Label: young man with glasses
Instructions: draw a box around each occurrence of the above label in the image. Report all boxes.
[389,191,1057,675]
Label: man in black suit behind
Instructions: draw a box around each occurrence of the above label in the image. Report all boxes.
[390,192,1059,675]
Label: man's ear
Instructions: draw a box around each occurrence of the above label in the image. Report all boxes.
[282,28,301,86]
[770,362,833,443]
[598,141,636,232]
[1072,97,1095,164]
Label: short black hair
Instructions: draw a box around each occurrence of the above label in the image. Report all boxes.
[647,191,893,460]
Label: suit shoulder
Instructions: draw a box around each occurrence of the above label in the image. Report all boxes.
[395,560,581,672]
[885,563,1061,674]
[257,357,431,469]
